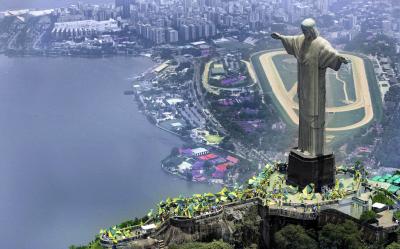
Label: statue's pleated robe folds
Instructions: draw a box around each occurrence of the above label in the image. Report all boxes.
[280,34,343,156]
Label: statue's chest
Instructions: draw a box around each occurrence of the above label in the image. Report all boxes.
[299,42,319,64]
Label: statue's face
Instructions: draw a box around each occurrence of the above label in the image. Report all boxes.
[301,26,313,39]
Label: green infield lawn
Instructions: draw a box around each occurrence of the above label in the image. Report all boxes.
[273,54,356,108]
[326,71,348,107]
[251,50,381,143]
[272,54,297,92]
[338,63,356,102]
[326,108,365,129]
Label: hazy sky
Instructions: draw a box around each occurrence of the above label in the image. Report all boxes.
[0,0,113,11]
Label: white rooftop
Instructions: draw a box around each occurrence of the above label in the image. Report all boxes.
[53,19,120,33]
[178,161,192,172]
[171,122,183,127]
[191,41,206,46]
[372,203,386,209]
[166,98,184,105]
[192,148,208,154]
[29,9,54,16]
[141,224,156,230]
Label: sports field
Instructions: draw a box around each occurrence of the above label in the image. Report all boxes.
[202,60,257,95]
[251,50,380,134]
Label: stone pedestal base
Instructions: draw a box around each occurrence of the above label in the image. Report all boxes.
[287,149,335,192]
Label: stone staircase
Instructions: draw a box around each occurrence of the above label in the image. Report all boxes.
[157,239,167,249]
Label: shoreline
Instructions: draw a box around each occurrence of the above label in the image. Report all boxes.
[130,84,254,187]
[0,51,150,59]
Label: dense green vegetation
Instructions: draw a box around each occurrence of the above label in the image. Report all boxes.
[69,239,102,249]
[394,210,400,221]
[372,190,395,206]
[170,241,233,249]
[346,33,400,168]
[69,216,149,249]
[359,210,378,224]
[117,216,149,229]
[319,221,366,249]
[274,225,318,249]
[274,221,368,249]
[232,206,260,249]
[375,84,400,167]
[386,242,400,249]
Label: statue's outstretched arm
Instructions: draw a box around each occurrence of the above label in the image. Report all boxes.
[272,33,298,57]
[271,32,282,40]
[338,55,350,64]
[319,41,350,71]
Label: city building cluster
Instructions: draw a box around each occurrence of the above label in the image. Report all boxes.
[1,0,400,54]
[52,19,120,40]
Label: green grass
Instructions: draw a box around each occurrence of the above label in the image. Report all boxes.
[205,134,223,144]
[271,53,357,109]
[272,54,297,91]
[208,61,251,89]
[326,72,348,107]
[250,51,297,128]
[362,55,383,122]
[328,53,383,146]
[250,50,382,146]
[326,108,365,129]
[338,63,356,101]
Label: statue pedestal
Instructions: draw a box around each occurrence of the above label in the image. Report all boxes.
[287,149,335,192]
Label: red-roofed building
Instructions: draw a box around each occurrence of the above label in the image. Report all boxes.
[198,153,218,161]
[226,155,239,164]
[215,163,229,172]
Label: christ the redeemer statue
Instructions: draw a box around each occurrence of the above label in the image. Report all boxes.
[271,18,348,156]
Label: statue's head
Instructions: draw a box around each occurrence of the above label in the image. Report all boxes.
[301,18,319,40]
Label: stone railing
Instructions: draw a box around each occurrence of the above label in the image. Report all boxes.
[99,219,155,246]
[193,208,224,220]
[268,207,318,220]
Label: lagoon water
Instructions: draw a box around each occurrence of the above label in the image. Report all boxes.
[0,55,218,249]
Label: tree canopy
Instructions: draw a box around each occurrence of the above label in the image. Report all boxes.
[170,241,233,249]
[319,220,365,249]
[274,224,318,249]
[372,191,395,206]
[359,210,378,224]
[386,242,400,249]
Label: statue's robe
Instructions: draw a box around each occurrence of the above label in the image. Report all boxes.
[280,34,344,156]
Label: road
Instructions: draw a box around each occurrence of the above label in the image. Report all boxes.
[192,60,227,133]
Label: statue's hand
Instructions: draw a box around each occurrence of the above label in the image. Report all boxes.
[339,56,350,64]
[271,32,281,40]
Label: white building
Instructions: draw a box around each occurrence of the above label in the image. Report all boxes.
[167,29,179,43]
[192,147,208,156]
[153,27,165,44]
[378,80,390,102]
[166,98,184,106]
[177,161,192,173]
[52,19,120,39]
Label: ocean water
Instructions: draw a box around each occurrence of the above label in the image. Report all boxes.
[0,55,217,249]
